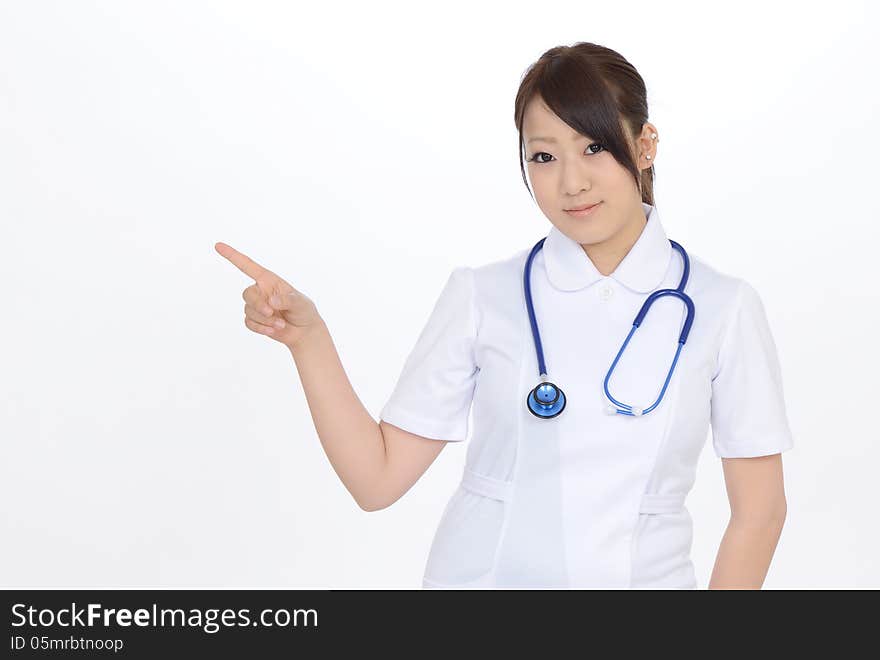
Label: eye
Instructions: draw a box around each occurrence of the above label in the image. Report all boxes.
[527,143,605,164]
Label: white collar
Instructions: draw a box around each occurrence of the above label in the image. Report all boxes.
[542,202,672,293]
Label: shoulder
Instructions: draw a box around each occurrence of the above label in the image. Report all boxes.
[469,246,531,285]
[685,251,740,298]
[469,246,531,303]
[683,250,777,354]
[448,246,532,299]
[446,247,532,336]
[684,249,761,315]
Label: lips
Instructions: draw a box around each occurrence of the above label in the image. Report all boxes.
[565,202,600,211]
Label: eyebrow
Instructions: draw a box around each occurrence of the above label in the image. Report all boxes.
[526,134,591,145]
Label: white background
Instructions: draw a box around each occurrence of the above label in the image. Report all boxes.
[2,0,877,589]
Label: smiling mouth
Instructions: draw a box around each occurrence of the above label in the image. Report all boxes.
[565,202,600,211]
[564,202,602,216]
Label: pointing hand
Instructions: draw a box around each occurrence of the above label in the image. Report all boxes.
[215,242,324,350]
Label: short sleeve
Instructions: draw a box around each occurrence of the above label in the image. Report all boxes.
[380,267,479,442]
[710,280,794,458]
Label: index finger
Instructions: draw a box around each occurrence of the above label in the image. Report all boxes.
[215,242,268,280]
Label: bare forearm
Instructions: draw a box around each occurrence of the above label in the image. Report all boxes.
[287,320,386,510]
[708,517,786,589]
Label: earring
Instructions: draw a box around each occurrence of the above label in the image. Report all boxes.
[644,133,657,160]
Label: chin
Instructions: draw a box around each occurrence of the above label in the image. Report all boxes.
[558,219,613,246]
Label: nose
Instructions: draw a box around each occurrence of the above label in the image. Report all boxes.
[560,159,592,197]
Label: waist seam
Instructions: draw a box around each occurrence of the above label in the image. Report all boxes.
[460,468,686,513]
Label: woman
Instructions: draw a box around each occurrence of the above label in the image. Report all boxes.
[216,42,792,589]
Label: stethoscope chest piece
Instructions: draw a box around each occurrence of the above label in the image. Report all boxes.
[527,379,566,418]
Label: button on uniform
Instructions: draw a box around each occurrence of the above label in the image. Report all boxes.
[598,281,614,301]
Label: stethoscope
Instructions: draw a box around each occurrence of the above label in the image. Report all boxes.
[524,237,695,419]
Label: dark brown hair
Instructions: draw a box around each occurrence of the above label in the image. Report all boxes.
[514,42,655,206]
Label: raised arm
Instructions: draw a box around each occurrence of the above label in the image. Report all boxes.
[287,320,450,511]
[216,241,449,512]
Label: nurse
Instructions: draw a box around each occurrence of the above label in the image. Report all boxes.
[218,42,793,590]
[379,43,793,589]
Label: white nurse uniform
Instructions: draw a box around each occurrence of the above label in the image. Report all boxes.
[380,202,794,589]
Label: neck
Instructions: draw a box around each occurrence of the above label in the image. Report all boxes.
[582,206,648,276]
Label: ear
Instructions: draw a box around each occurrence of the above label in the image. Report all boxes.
[635,123,658,168]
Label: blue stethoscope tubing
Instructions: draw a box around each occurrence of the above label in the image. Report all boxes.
[524,237,695,419]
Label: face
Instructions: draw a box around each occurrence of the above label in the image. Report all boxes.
[522,96,658,257]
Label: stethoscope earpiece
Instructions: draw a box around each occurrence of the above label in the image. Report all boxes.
[527,380,566,418]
